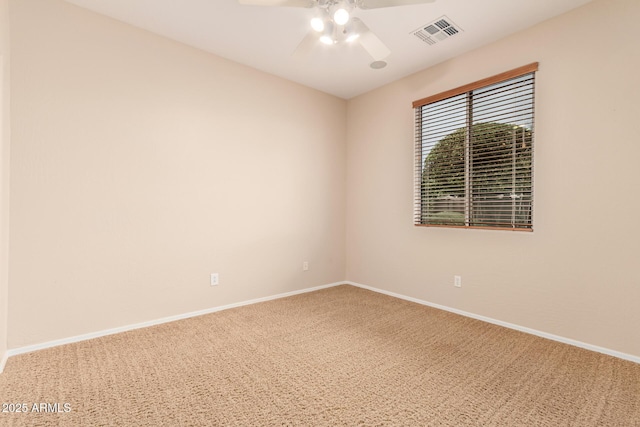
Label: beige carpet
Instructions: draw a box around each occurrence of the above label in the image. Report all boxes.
[1,285,639,426]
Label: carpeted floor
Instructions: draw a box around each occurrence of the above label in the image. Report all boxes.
[1,284,639,426]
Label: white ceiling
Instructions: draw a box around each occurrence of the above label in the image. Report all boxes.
[64,0,594,99]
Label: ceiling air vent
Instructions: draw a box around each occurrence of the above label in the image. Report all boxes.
[412,16,463,46]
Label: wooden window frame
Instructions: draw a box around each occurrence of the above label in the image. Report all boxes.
[414,63,538,232]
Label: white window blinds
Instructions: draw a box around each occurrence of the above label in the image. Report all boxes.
[413,63,538,231]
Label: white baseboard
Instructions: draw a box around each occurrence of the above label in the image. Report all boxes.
[345,281,640,364]
[5,280,639,367]
[0,350,7,374]
[6,281,345,360]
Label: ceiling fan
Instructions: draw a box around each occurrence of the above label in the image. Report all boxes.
[238,0,436,62]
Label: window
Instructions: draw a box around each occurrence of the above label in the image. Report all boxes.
[413,63,538,231]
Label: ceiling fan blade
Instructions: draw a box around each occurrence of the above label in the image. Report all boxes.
[352,18,390,61]
[293,30,319,57]
[358,0,435,9]
[238,0,315,7]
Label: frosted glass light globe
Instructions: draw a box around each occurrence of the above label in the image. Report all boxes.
[310,17,324,32]
[333,8,349,26]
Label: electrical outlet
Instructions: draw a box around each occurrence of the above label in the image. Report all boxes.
[454,275,462,288]
[303,261,309,271]
[210,273,219,286]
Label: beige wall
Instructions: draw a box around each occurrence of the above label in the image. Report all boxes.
[8,0,346,347]
[0,0,9,364]
[346,0,640,358]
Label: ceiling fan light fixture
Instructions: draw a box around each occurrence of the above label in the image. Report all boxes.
[319,35,335,45]
[318,19,335,45]
[343,22,360,42]
[310,17,324,32]
[333,8,350,26]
